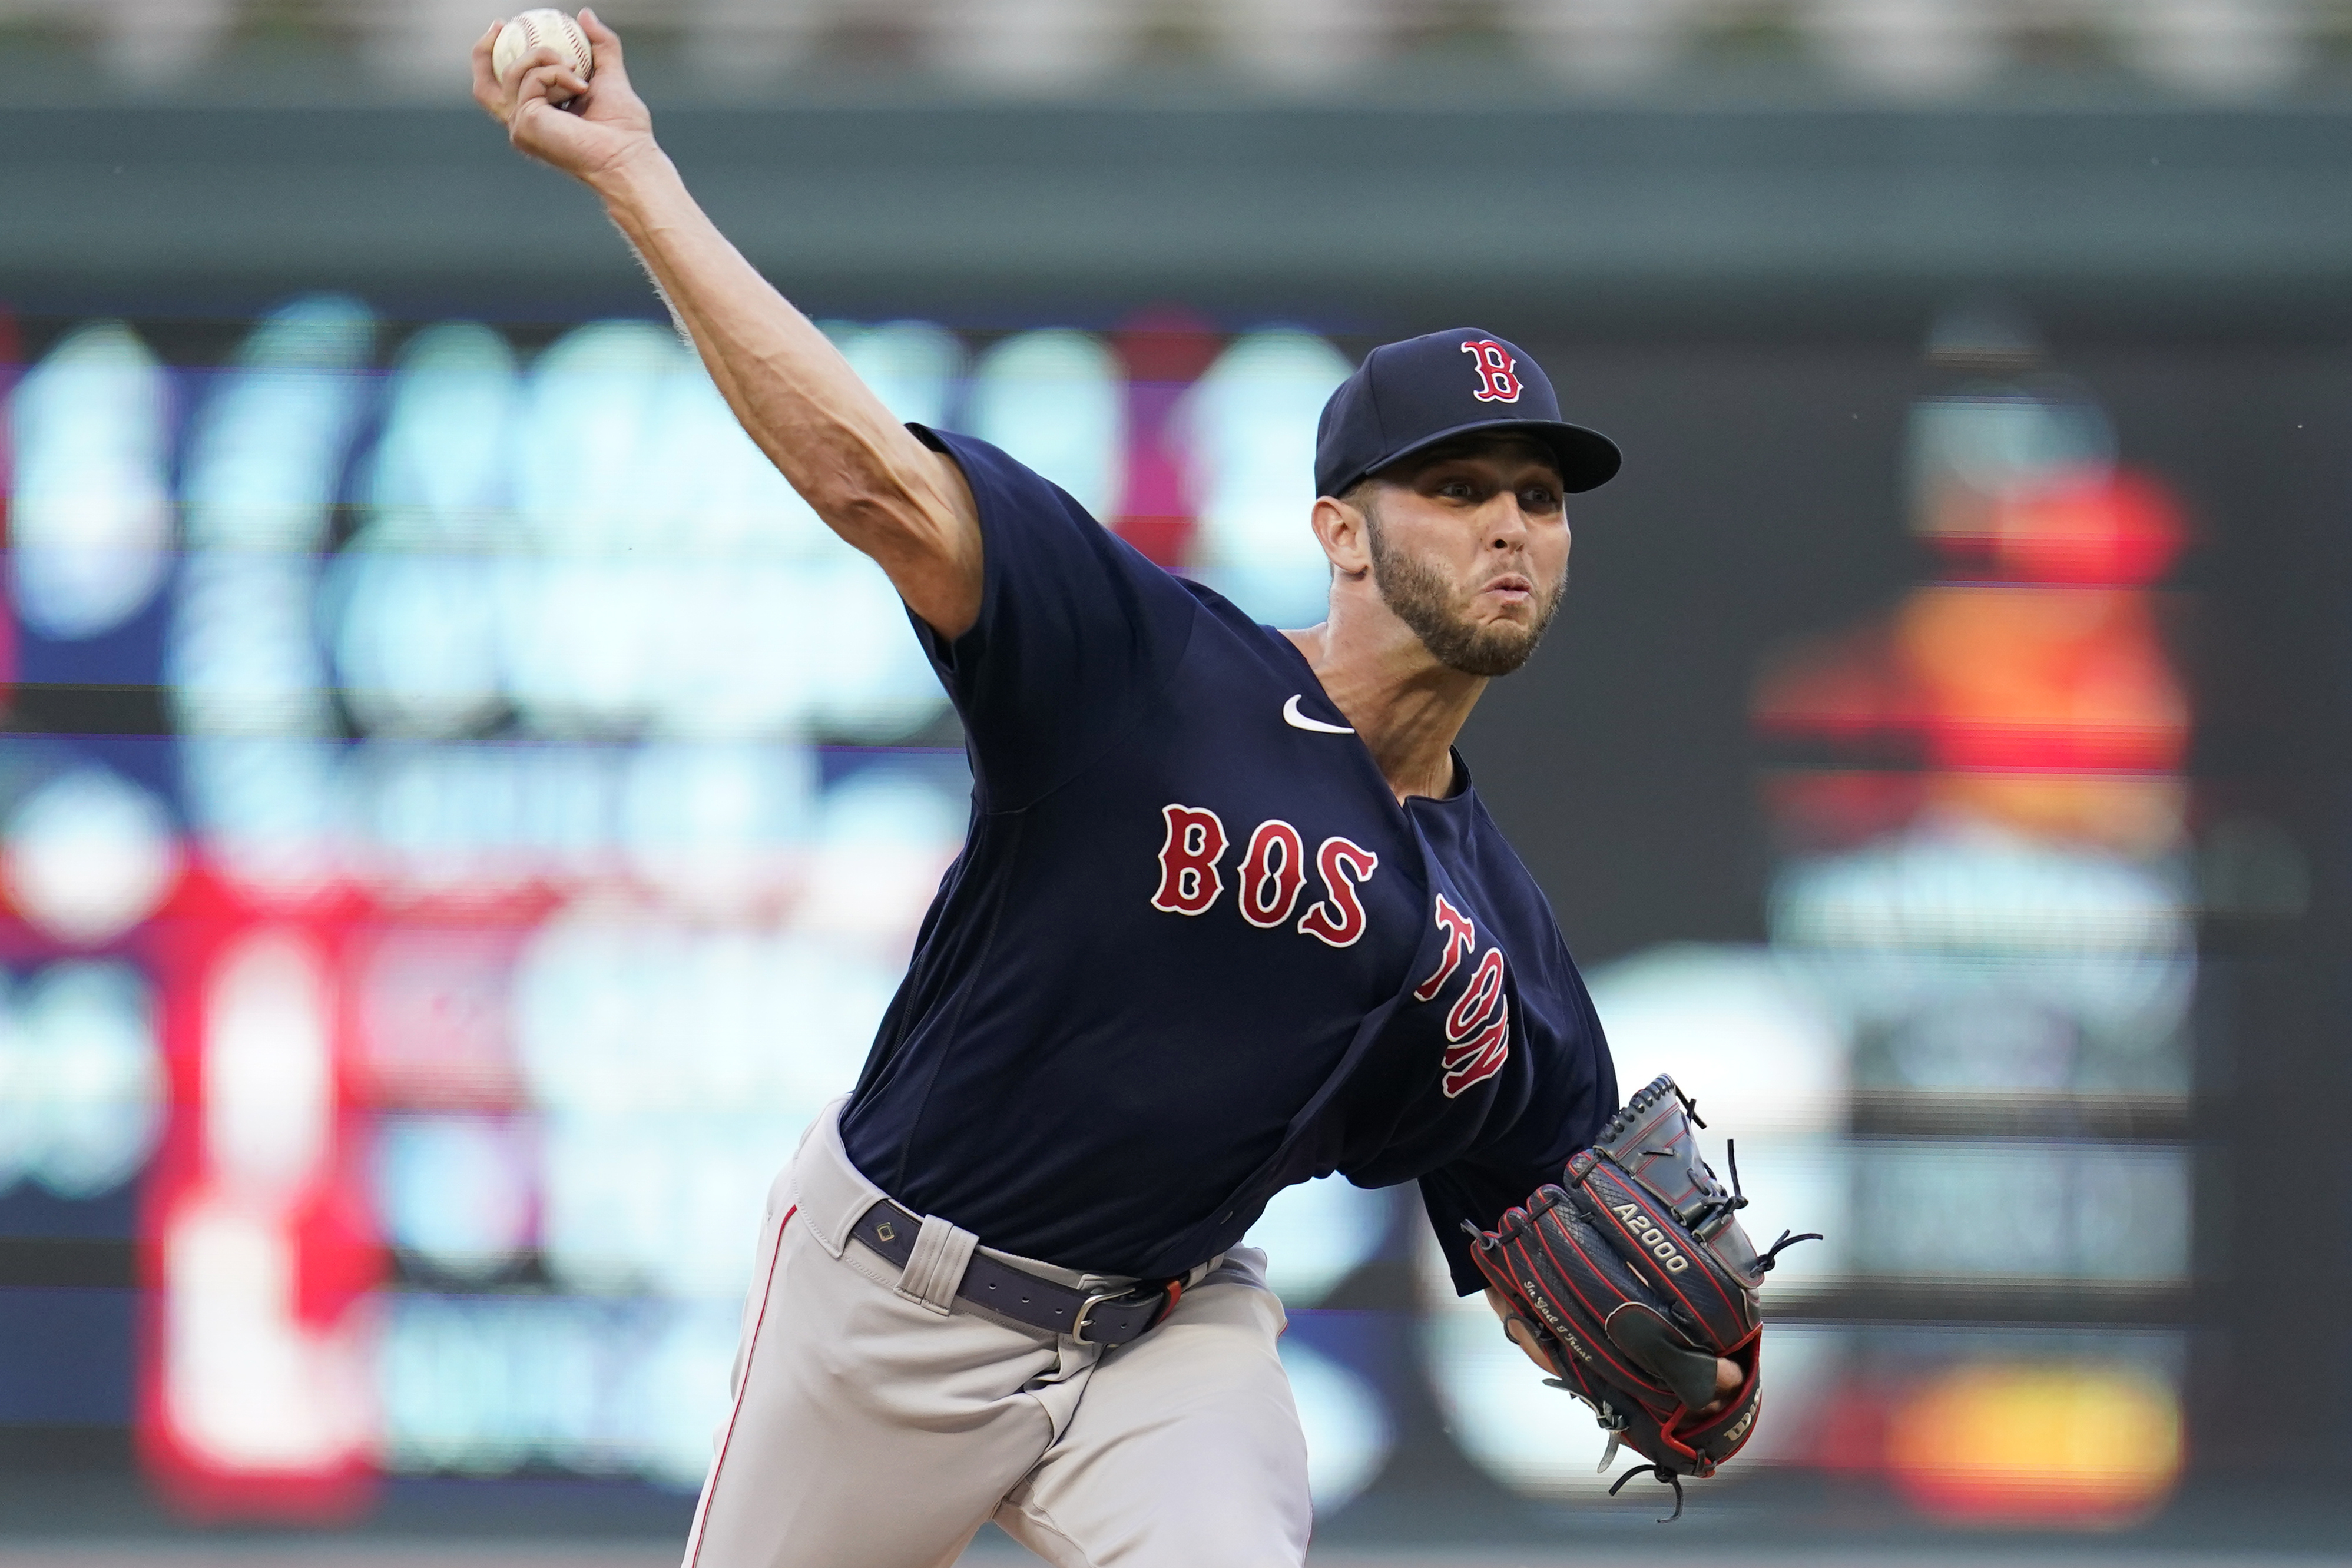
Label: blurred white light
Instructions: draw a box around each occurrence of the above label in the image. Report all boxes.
[1181,330,1350,626]
[179,296,375,550]
[1770,820,2195,1049]
[655,367,832,559]
[380,1294,529,1475]
[170,552,341,738]
[1210,0,1397,83]
[0,974,26,1192]
[924,0,1143,88]
[379,1293,734,1489]
[513,910,685,1119]
[644,558,827,738]
[536,1109,674,1294]
[364,321,519,542]
[1701,1136,1851,1290]
[1856,1139,2189,1282]
[204,931,334,1200]
[514,320,691,556]
[306,314,966,747]
[966,329,1126,521]
[511,907,903,1298]
[375,1115,536,1278]
[1584,946,1854,1288]
[171,294,375,743]
[1907,390,2115,509]
[539,1109,793,1300]
[3,765,181,944]
[179,735,342,900]
[618,1300,745,1489]
[1586,943,1848,1137]
[827,320,964,429]
[97,0,236,84]
[1278,1338,1393,1514]
[330,548,505,738]
[330,321,521,740]
[799,765,967,952]
[164,1192,372,1471]
[8,321,174,638]
[686,0,831,81]
[499,553,660,733]
[511,912,896,1122]
[620,741,817,911]
[351,740,627,894]
[2121,0,2305,99]
[759,935,909,1116]
[10,962,165,1199]
[1243,1174,1389,1306]
[1503,0,1701,85]
[1802,0,2003,98]
[800,559,956,740]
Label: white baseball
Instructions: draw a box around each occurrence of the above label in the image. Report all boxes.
[492,9,594,104]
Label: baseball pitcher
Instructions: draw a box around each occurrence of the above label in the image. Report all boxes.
[474,12,1804,1563]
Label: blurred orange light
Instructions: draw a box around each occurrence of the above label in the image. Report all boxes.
[1896,585,2188,774]
[1990,470,2188,588]
[1886,1363,2183,1524]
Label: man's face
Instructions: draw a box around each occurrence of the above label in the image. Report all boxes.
[1357,437,1571,678]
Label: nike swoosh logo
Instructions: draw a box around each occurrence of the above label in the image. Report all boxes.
[1283,694,1354,735]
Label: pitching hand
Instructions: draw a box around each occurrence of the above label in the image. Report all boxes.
[1484,1287,1741,1415]
[472,9,655,188]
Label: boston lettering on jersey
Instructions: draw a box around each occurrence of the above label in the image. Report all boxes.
[1147,815,1510,1098]
[1149,805,1379,948]
[837,427,1618,1296]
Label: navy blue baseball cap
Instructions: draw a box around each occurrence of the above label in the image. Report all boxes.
[1314,328,1621,499]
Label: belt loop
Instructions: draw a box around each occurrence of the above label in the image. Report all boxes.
[897,1213,979,1315]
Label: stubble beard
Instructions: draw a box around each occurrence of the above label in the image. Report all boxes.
[1365,509,1567,678]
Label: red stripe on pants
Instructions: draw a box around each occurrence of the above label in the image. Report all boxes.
[684,1204,797,1568]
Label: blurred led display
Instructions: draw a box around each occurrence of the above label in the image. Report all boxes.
[6,321,173,641]
[0,962,164,1201]
[0,298,2204,1532]
[0,300,1356,1516]
[1422,352,2202,1523]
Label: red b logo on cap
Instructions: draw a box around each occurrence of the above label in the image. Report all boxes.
[1460,339,1522,403]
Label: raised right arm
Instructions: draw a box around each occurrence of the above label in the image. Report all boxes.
[471,9,982,638]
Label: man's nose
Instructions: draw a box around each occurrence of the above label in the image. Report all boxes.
[1486,498,1533,549]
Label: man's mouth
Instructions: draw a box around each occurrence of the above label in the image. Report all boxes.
[1479,573,1535,605]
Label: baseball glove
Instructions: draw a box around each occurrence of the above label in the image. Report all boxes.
[1463,1074,1818,1521]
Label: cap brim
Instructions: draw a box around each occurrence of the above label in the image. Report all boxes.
[1353,417,1622,496]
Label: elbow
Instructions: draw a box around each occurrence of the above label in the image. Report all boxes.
[813,480,941,559]
[816,482,908,536]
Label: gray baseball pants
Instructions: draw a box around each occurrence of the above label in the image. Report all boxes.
[680,1102,1314,1568]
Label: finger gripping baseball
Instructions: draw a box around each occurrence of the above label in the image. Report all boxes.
[493,9,594,102]
[1465,1073,1818,1518]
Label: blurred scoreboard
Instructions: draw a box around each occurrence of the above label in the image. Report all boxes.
[0,297,2211,1530]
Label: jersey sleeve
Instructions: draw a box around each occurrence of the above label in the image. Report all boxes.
[907,425,1201,812]
[1418,954,1618,1298]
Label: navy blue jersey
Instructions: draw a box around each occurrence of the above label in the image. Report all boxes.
[839,428,1618,1297]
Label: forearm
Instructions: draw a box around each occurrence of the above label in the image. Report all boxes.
[472,6,979,632]
[594,153,921,522]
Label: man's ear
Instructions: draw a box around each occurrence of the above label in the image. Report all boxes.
[1311,495,1373,577]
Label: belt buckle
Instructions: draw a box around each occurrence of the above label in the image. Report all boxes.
[1070,1287,1125,1345]
[1072,1279,1180,1345]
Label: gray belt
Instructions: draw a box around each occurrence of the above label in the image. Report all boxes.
[849,1199,1184,1346]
